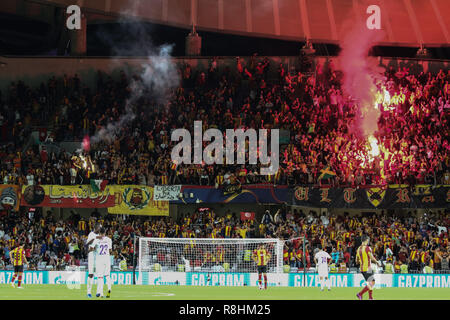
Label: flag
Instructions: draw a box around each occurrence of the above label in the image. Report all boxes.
[90,179,108,192]
[240,212,255,221]
[318,166,336,180]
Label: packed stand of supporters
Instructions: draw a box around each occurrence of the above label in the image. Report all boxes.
[0,207,448,273]
[0,56,449,187]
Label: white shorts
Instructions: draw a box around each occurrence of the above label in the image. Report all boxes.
[95,258,111,277]
[88,252,96,274]
[318,265,329,278]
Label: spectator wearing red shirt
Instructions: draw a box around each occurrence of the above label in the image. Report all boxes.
[40,146,48,163]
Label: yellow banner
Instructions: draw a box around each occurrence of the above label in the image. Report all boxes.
[107,185,169,216]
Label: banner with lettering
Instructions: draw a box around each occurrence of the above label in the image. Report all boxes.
[171,185,289,204]
[290,185,450,209]
[20,185,115,208]
[107,185,169,216]
[153,185,182,201]
[0,271,448,287]
[0,185,21,211]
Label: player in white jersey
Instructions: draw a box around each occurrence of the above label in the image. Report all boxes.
[92,227,113,298]
[314,248,332,291]
[86,223,101,298]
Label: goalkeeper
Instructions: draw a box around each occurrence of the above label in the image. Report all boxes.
[252,244,271,290]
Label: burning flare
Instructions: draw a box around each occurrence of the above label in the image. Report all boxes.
[80,155,87,169]
[368,135,380,159]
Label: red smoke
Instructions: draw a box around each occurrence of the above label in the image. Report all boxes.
[82,135,91,151]
[339,20,385,138]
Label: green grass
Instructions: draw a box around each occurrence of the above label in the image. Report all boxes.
[0,284,449,300]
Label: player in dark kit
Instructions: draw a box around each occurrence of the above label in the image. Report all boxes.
[253,244,271,290]
[9,243,28,289]
[356,235,381,300]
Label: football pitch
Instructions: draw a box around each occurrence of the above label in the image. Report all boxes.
[0,284,449,300]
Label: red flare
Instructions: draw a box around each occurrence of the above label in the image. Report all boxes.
[82,135,91,151]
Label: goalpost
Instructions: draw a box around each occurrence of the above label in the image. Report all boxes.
[138,238,284,285]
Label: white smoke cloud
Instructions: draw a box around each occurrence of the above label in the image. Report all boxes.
[88,1,180,146]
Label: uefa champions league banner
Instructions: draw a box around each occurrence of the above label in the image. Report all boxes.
[291,185,450,209]
[0,271,449,288]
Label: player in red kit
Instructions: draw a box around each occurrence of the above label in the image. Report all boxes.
[356,235,381,300]
[252,244,271,290]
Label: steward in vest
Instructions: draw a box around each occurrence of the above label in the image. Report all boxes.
[384,259,394,273]
[119,257,128,271]
[329,263,337,273]
[243,249,252,263]
[423,262,433,274]
[400,262,408,273]
[338,261,347,273]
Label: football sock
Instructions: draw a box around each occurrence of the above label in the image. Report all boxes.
[359,285,369,296]
[11,274,17,284]
[106,275,112,291]
[18,275,22,287]
[369,289,373,299]
[264,275,267,289]
[97,277,104,296]
[87,276,93,294]
[327,278,331,289]
[258,274,262,287]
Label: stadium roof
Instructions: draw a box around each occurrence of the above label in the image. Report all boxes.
[23,0,450,47]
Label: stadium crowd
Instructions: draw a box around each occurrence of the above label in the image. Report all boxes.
[0,55,449,187]
[0,207,448,273]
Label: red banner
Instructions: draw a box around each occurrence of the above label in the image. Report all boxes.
[240,211,255,221]
[21,185,116,208]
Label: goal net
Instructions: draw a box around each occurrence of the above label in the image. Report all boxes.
[138,238,284,284]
